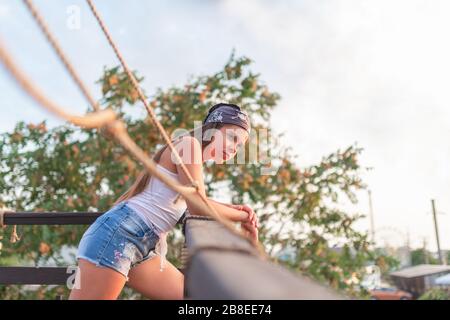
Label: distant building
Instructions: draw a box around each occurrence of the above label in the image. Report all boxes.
[395,246,412,268]
[390,264,450,298]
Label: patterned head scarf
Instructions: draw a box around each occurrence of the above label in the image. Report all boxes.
[203,103,251,133]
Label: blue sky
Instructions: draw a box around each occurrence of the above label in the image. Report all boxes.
[1,0,449,251]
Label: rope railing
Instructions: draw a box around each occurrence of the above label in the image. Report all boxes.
[23,0,101,112]
[0,2,348,300]
[0,210,186,288]
[0,39,115,129]
[0,212,344,300]
[84,0,269,256]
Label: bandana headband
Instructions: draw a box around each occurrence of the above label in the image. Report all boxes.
[203,103,251,133]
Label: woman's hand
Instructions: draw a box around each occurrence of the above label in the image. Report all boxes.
[241,221,259,243]
[230,204,258,228]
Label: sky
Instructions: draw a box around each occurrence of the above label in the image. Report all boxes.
[0,0,449,251]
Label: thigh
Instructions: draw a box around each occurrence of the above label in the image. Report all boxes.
[69,258,127,300]
[127,255,184,300]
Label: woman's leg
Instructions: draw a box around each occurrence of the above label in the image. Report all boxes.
[68,258,127,300]
[127,255,184,300]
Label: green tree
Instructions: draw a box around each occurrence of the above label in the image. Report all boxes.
[1,52,390,299]
[419,288,449,300]
[411,249,439,265]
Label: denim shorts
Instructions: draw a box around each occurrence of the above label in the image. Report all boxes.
[76,201,160,280]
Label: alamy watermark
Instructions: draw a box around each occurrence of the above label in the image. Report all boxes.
[170,121,280,176]
[66,5,81,30]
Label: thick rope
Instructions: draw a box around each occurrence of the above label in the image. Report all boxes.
[85,0,266,256]
[85,0,196,185]
[0,40,115,128]
[23,0,100,112]
[0,42,196,201]
[1,0,266,258]
[22,0,197,194]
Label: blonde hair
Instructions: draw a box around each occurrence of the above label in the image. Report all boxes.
[113,122,224,205]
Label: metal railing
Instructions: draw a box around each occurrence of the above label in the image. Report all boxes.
[182,217,343,299]
[1,211,102,287]
[1,211,344,299]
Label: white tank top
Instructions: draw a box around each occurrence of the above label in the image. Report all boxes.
[126,164,187,271]
[127,164,187,235]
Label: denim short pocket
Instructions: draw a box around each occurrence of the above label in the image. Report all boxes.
[118,214,148,239]
[84,215,110,237]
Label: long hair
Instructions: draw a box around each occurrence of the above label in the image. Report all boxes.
[113,122,225,205]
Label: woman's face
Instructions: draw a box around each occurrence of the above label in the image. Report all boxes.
[208,124,249,163]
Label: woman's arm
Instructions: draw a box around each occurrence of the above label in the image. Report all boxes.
[206,199,248,222]
[211,200,259,242]
[208,199,233,208]
[209,198,258,227]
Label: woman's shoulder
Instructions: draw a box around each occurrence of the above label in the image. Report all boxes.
[160,135,202,170]
[172,135,202,156]
[174,134,201,148]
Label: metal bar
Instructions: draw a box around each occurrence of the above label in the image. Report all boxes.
[0,267,75,285]
[0,266,185,285]
[3,212,104,225]
[0,213,344,299]
[3,210,189,226]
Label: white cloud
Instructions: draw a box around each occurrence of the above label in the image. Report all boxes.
[1,0,449,250]
[0,4,9,18]
[220,0,450,250]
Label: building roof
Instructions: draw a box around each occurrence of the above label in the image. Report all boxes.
[390,264,450,278]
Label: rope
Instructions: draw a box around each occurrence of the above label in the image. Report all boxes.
[0,41,198,209]
[0,39,115,129]
[85,0,196,185]
[0,0,267,259]
[23,0,200,206]
[14,0,197,200]
[23,0,100,112]
[84,0,267,257]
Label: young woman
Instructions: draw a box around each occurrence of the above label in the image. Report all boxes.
[69,103,259,300]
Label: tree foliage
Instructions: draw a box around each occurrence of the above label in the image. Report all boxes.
[0,52,390,299]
